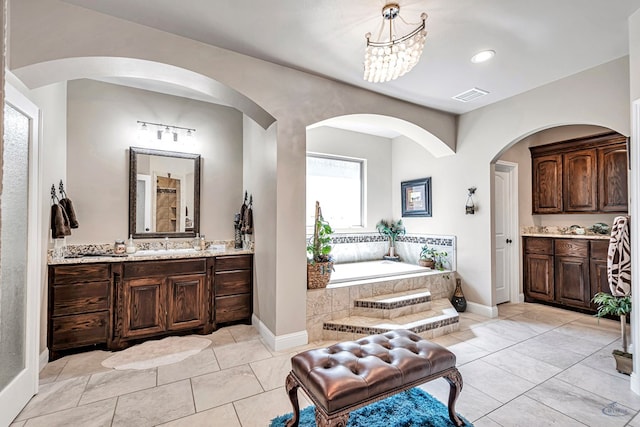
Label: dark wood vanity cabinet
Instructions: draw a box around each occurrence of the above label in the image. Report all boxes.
[213,254,253,324]
[524,236,608,312]
[523,237,554,301]
[48,253,252,359]
[530,132,628,214]
[118,258,207,340]
[48,263,112,357]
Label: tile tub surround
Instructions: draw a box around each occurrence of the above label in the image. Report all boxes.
[306,271,455,342]
[322,232,456,268]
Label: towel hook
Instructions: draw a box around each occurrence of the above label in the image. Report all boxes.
[59,180,67,198]
[51,184,59,203]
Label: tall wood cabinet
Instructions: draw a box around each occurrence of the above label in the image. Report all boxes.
[48,253,253,359]
[524,236,608,312]
[530,132,628,214]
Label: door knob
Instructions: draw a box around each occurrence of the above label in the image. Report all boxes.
[506,238,512,244]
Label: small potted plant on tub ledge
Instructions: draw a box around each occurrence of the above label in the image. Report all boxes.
[306,201,334,289]
[376,219,405,261]
[418,244,436,268]
[592,291,632,375]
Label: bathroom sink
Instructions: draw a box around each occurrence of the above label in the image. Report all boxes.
[133,248,198,256]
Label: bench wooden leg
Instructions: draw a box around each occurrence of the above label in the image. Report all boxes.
[285,373,301,427]
[315,409,349,427]
[444,368,464,426]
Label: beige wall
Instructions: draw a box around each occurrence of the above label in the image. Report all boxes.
[66,79,243,244]
[306,127,393,232]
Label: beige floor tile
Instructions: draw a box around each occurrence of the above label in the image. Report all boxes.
[489,395,589,426]
[79,368,157,405]
[510,338,586,369]
[554,322,620,346]
[556,363,640,410]
[112,379,194,426]
[528,329,606,356]
[157,404,241,427]
[56,350,113,382]
[213,339,273,369]
[458,360,536,403]
[450,328,518,352]
[418,378,502,422]
[38,357,67,385]
[471,416,503,427]
[580,339,630,379]
[15,376,88,421]
[496,302,529,317]
[482,348,562,383]
[446,341,490,366]
[9,421,25,427]
[250,354,292,391]
[205,328,237,347]
[477,318,540,342]
[191,364,264,412]
[19,397,116,427]
[628,411,640,427]
[526,377,635,427]
[158,348,220,385]
[226,324,261,342]
[233,387,301,427]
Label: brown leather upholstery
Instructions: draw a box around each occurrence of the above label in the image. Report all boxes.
[291,329,456,413]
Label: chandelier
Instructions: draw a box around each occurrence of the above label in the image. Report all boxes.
[364,3,428,83]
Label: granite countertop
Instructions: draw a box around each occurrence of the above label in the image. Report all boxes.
[521,232,610,240]
[48,247,254,265]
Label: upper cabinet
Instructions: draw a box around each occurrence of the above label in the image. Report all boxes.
[530,132,628,214]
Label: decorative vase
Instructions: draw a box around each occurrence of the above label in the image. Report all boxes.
[451,278,467,312]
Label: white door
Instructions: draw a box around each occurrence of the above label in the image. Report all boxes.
[494,162,517,304]
[0,84,41,426]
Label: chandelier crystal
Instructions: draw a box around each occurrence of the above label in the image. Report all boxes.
[364,4,428,83]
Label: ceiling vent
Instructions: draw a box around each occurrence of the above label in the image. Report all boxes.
[452,87,489,102]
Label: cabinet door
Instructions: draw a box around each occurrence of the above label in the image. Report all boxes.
[122,277,166,338]
[532,154,562,213]
[167,273,207,331]
[524,254,554,301]
[598,144,628,212]
[555,256,591,308]
[563,149,597,212]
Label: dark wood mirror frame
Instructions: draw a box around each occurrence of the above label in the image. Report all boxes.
[129,147,201,239]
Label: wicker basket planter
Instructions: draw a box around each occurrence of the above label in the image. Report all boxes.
[307,261,334,289]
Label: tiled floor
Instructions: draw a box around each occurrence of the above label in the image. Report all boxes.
[11,302,640,426]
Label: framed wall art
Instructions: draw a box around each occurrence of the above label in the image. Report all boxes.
[401,177,432,217]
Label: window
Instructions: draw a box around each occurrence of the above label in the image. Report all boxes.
[306,154,364,228]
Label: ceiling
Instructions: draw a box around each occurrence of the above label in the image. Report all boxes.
[63,0,640,115]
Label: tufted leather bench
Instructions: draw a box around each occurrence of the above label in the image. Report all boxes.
[285,329,464,427]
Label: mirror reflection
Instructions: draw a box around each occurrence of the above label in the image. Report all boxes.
[129,147,201,238]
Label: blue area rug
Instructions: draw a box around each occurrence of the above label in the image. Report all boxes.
[270,387,473,427]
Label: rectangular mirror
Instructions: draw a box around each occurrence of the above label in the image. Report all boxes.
[129,147,201,238]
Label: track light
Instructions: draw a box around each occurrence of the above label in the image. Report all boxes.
[136,121,196,143]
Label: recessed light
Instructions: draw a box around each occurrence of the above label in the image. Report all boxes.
[471,50,495,63]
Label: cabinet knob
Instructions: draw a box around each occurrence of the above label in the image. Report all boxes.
[506,238,513,244]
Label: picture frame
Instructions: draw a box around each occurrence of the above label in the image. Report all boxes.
[401,177,432,217]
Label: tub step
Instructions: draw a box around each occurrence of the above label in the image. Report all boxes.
[323,297,459,340]
[352,289,432,319]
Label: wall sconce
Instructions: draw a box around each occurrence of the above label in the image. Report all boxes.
[465,187,477,215]
[137,121,195,143]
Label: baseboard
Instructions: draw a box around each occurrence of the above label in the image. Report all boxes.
[466,301,499,318]
[39,348,49,372]
[252,314,308,352]
[511,293,525,304]
[632,372,640,395]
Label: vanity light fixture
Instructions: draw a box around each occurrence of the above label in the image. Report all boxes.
[136,121,196,142]
[364,3,428,83]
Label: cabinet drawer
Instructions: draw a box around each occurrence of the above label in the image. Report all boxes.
[50,311,109,350]
[524,237,553,255]
[52,264,110,285]
[52,281,110,316]
[215,294,251,323]
[123,258,206,278]
[554,239,588,257]
[590,240,609,261]
[215,255,252,272]
[215,270,252,296]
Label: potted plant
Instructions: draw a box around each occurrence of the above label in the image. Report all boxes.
[307,201,334,289]
[376,219,405,258]
[434,250,449,271]
[418,244,436,268]
[592,292,632,375]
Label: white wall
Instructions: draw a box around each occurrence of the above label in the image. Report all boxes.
[306,126,392,231]
[66,79,243,244]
